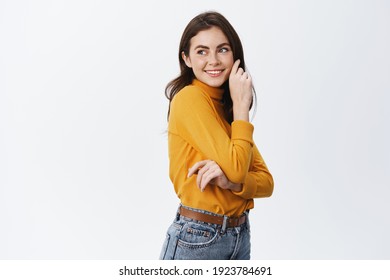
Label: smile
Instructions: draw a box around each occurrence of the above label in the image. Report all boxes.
[205,70,224,76]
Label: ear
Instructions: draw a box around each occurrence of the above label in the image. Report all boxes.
[182,51,192,68]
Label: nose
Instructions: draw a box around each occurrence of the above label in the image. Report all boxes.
[208,52,220,66]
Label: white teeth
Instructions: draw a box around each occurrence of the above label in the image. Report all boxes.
[206,70,222,74]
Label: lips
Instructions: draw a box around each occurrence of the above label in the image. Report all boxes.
[205,69,224,77]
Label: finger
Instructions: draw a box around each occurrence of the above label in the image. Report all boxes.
[241,72,249,80]
[199,162,221,191]
[200,168,221,191]
[196,166,204,189]
[187,160,209,177]
[199,170,214,192]
[196,161,214,189]
[236,67,244,76]
[230,59,241,77]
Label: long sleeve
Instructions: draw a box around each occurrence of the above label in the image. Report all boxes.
[169,85,253,183]
[168,80,273,216]
[231,144,274,199]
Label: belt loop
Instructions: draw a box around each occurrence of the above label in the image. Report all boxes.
[221,215,228,234]
[175,205,181,221]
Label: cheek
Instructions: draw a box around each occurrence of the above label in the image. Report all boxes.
[225,61,234,74]
[223,55,234,68]
[193,59,207,70]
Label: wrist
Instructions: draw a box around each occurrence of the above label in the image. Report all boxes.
[229,182,243,192]
[233,105,249,122]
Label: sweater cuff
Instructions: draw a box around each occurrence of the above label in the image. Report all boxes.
[231,120,254,145]
[231,174,257,199]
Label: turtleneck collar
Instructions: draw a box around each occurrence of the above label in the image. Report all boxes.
[192,79,225,102]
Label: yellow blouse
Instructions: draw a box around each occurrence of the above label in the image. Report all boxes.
[168,79,273,217]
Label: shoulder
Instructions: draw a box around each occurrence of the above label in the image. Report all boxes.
[171,85,211,111]
[173,85,209,104]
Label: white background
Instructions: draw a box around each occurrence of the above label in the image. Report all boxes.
[1,0,389,259]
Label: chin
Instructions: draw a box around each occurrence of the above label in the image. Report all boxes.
[202,77,226,88]
[207,81,224,88]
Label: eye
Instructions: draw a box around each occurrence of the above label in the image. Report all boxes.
[197,49,207,55]
[219,47,230,53]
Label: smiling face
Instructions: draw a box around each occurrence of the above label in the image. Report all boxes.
[182,26,234,88]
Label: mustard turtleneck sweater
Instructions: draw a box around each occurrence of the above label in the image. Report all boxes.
[168,79,273,217]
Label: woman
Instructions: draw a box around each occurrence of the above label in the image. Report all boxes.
[160,11,274,260]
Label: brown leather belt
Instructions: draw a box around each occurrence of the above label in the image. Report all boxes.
[179,206,246,228]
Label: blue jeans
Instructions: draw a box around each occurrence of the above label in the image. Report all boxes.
[159,205,251,260]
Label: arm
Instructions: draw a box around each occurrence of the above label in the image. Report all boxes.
[171,61,254,183]
[232,144,274,199]
[170,88,253,184]
[229,59,253,122]
[187,159,243,192]
[228,61,273,197]
[187,145,273,198]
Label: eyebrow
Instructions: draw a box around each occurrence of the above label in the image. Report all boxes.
[194,43,231,50]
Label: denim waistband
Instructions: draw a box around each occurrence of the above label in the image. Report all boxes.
[177,204,249,233]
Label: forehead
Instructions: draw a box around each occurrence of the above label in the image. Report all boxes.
[190,26,229,48]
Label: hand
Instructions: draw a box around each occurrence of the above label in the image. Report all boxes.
[229,59,253,116]
[187,160,242,192]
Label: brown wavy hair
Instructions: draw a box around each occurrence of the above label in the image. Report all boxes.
[165,11,255,123]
